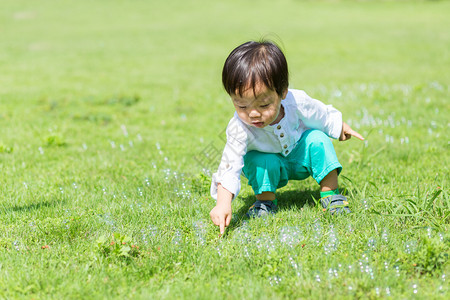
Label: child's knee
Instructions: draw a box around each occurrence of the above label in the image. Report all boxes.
[303,130,332,149]
[244,151,281,174]
[243,151,287,193]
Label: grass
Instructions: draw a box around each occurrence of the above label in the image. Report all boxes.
[0,0,449,298]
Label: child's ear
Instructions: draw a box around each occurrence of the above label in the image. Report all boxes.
[281,89,288,99]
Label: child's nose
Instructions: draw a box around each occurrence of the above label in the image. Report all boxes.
[249,109,261,118]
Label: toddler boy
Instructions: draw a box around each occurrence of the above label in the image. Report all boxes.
[210,40,364,235]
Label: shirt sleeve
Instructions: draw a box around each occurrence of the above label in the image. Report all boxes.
[295,90,343,139]
[210,117,248,201]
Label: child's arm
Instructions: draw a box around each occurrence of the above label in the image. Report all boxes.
[339,122,364,141]
[210,183,233,235]
[293,90,364,141]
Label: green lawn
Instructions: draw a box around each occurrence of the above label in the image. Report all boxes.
[0,0,449,299]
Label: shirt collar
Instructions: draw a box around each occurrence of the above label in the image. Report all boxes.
[266,102,286,131]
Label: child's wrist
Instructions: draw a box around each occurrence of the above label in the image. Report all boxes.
[216,198,232,208]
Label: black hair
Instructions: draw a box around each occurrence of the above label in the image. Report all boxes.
[222,40,289,97]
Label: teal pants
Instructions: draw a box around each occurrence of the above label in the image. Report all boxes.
[242,130,342,195]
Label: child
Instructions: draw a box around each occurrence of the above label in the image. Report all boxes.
[210,40,364,235]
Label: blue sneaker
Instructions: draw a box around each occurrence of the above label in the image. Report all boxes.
[320,194,351,215]
[247,200,278,218]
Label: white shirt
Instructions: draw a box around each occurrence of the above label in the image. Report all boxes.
[210,89,343,200]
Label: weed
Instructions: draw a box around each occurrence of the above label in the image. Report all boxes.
[96,233,140,259]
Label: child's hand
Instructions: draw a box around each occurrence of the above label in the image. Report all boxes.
[210,204,232,236]
[211,184,233,236]
[339,122,364,141]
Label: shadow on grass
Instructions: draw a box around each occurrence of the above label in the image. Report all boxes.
[224,188,321,234]
[1,199,64,213]
[224,187,358,235]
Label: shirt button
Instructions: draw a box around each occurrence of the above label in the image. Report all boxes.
[277,125,281,130]
[283,144,287,149]
[280,133,284,138]
[285,150,289,154]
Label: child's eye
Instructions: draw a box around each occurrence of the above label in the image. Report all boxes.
[238,106,247,109]
[260,104,270,108]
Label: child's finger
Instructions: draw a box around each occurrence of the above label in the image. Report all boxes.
[219,219,225,236]
[351,130,365,141]
[225,214,231,227]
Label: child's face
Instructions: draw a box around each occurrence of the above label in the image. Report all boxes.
[231,82,287,128]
